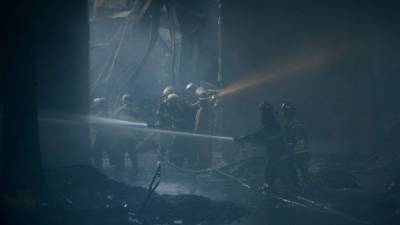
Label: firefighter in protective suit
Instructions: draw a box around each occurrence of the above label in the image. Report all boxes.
[235,101,297,191]
[183,82,200,132]
[155,86,176,158]
[112,94,141,173]
[91,97,110,168]
[165,93,195,167]
[193,89,215,168]
[156,86,176,128]
[280,102,310,186]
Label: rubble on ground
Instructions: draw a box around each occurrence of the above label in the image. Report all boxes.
[42,165,247,225]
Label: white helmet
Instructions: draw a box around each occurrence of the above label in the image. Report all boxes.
[121,94,133,104]
[167,93,180,102]
[162,86,175,97]
[93,97,107,106]
[184,82,198,94]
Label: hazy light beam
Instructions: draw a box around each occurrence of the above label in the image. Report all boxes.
[91,117,235,141]
[40,115,234,142]
[218,50,341,97]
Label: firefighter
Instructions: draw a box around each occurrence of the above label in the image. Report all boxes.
[112,94,141,174]
[234,101,297,192]
[183,82,200,132]
[280,101,311,186]
[163,93,193,167]
[91,97,110,169]
[193,90,215,168]
[155,86,176,129]
[154,86,176,158]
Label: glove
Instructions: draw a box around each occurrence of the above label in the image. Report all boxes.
[210,95,219,107]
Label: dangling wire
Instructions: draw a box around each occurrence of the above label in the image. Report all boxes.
[125,0,162,88]
[215,0,224,147]
[167,5,177,86]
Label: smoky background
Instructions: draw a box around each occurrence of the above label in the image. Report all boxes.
[1,0,400,196]
[89,0,400,161]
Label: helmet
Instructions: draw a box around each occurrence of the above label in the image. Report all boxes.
[92,97,107,113]
[93,97,107,107]
[121,94,133,104]
[280,101,295,113]
[184,83,198,94]
[162,86,175,97]
[166,93,180,102]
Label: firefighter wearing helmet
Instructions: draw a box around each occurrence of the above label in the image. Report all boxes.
[165,93,196,167]
[154,86,177,160]
[193,88,215,168]
[280,101,310,186]
[91,97,110,169]
[110,94,141,174]
[234,101,297,192]
[156,86,176,129]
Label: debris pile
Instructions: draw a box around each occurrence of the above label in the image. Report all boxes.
[42,165,247,225]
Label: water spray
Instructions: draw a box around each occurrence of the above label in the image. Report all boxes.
[91,116,234,142]
[218,49,344,98]
[89,116,148,128]
[40,114,234,142]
